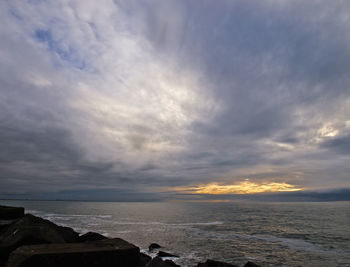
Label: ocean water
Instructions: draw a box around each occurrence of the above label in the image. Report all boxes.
[1,200,349,267]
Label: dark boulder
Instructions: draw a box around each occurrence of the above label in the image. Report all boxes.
[149,243,161,251]
[163,259,180,267]
[139,252,152,266]
[147,256,180,267]
[197,259,239,267]
[157,251,179,258]
[78,232,108,242]
[6,238,140,267]
[0,221,12,236]
[57,226,80,243]
[243,261,260,267]
[0,214,79,261]
[5,214,79,243]
[0,206,24,220]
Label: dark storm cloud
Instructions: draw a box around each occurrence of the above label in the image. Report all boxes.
[0,0,350,199]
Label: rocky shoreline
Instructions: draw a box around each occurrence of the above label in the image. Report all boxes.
[0,205,260,267]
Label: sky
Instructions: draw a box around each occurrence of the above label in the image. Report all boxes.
[0,0,350,201]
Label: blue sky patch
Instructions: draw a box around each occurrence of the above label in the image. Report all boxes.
[34,29,85,69]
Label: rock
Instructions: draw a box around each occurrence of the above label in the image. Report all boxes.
[197,259,239,267]
[0,214,79,262]
[78,232,108,242]
[6,238,140,267]
[157,251,179,258]
[0,206,24,220]
[57,226,80,243]
[149,243,161,251]
[139,252,152,266]
[243,262,260,267]
[163,259,180,267]
[0,221,13,236]
[147,256,180,267]
[0,206,24,250]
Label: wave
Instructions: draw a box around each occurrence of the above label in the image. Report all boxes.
[28,210,223,227]
[109,221,223,226]
[251,235,324,252]
[191,229,349,256]
[253,235,350,256]
[27,210,112,219]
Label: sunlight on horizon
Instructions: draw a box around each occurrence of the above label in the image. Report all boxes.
[173,181,304,194]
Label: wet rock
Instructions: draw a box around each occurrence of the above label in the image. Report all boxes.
[149,243,161,251]
[139,252,152,266]
[78,232,108,242]
[6,238,140,267]
[0,214,79,261]
[157,251,179,258]
[147,256,180,267]
[0,206,24,220]
[197,259,239,267]
[243,262,260,267]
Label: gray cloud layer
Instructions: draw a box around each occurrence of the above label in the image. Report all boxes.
[1,0,350,198]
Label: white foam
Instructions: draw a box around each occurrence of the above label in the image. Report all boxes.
[114,230,131,234]
[48,214,112,218]
[110,221,223,226]
[27,210,112,219]
[253,235,322,252]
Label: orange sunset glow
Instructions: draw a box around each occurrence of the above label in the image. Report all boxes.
[174,181,304,194]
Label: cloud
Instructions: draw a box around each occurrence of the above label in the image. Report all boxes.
[0,0,350,198]
[321,133,350,154]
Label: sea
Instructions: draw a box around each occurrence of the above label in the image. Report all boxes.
[1,200,349,267]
